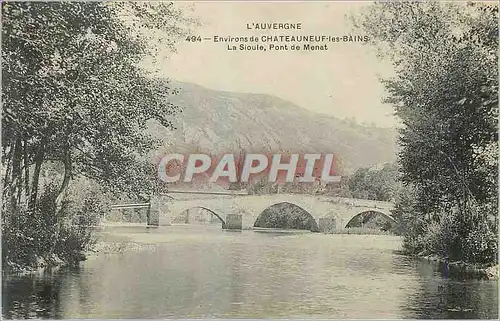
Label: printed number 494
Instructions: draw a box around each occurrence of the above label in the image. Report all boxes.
[186,36,202,42]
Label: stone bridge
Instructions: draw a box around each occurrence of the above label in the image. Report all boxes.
[147,191,395,232]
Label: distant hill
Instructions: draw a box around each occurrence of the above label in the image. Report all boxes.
[148,81,397,174]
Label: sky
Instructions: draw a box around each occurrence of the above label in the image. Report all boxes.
[147,2,398,128]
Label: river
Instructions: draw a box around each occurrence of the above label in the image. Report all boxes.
[2,225,498,319]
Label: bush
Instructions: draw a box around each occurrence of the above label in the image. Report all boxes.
[394,188,498,265]
[392,185,423,239]
[462,219,498,265]
[421,208,463,260]
[2,180,103,271]
[2,183,60,269]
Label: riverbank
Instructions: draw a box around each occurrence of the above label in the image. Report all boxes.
[322,227,393,235]
[2,224,151,275]
[2,254,68,276]
[418,253,498,280]
[251,227,311,233]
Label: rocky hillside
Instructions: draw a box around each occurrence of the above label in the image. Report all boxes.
[148,81,397,174]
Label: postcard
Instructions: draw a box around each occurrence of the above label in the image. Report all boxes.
[1,1,498,319]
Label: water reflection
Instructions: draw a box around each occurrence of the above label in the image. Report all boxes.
[2,226,498,319]
[401,260,498,319]
[2,270,63,319]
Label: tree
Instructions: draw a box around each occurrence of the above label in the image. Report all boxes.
[347,163,398,201]
[353,2,498,262]
[1,2,194,267]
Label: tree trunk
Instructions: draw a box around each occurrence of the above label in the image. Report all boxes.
[48,146,72,258]
[56,145,72,215]
[23,138,30,200]
[28,141,46,211]
[10,138,23,209]
[2,144,14,198]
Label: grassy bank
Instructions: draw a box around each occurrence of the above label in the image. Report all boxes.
[322,227,394,235]
[251,227,311,233]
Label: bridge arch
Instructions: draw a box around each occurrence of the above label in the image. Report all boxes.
[344,209,395,229]
[253,201,319,232]
[172,206,226,226]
